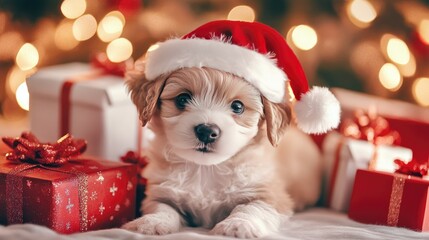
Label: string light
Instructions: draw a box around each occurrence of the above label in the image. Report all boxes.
[106,38,133,62]
[346,0,377,28]
[55,20,79,50]
[379,63,402,91]
[227,5,255,22]
[15,82,29,111]
[412,78,429,106]
[72,14,97,41]
[16,43,39,70]
[97,11,125,42]
[61,0,87,19]
[289,25,318,51]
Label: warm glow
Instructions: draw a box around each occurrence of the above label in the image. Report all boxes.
[290,25,318,51]
[227,5,255,22]
[379,63,402,91]
[347,0,377,28]
[106,38,133,62]
[16,82,29,111]
[55,20,79,50]
[0,31,24,61]
[97,11,125,42]
[16,43,39,70]
[72,14,97,41]
[387,38,410,65]
[61,0,87,19]
[412,77,429,106]
[418,19,429,45]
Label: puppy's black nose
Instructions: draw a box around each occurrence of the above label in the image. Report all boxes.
[194,124,221,144]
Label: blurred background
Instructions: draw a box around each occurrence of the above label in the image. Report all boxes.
[0,0,429,135]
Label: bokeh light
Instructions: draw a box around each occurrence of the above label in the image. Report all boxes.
[418,19,429,45]
[16,43,39,70]
[290,25,318,51]
[347,0,377,28]
[55,19,79,50]
[412,77,429,106]
[15,82,29,111]
[227,5,255,22]
[97,11,125,42]
[379,63,402,91]
[61,0,87,19]
[72,14,97,41]
[386,37,410,65]
[106,38,133,62]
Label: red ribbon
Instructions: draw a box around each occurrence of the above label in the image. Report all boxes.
[394,159,428,178]
[120,150,148,185]
[2,132,86,166]
[340,108,401,145]
[60,53,127,137]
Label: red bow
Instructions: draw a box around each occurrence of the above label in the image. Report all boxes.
[91,53,128,77]
[2,132,87,166]
[394,159,428,178]
[120,150,148,184]
[340,108,400,145]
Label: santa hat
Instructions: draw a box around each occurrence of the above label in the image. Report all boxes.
[144,20,340,134]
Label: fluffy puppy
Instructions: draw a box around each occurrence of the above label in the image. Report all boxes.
[122,61,321,238]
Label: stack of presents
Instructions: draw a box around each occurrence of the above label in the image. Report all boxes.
[0,58,148,233]
[0,60,428,233]
[321,88,429,232]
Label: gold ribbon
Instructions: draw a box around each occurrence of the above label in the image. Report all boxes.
[387,174,406,226]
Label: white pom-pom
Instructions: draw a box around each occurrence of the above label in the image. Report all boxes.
[294,87,341,134]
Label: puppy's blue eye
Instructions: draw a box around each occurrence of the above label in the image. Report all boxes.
[231,100,244,114]
[175,93,192,110]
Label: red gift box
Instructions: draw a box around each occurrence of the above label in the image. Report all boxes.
[0,156,137,234]
[348,169,429,231]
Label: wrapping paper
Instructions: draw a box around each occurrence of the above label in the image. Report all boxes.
[0,156,137,234]
[26,62,140,161]
[349,169,429,231]
[323,132,412,212]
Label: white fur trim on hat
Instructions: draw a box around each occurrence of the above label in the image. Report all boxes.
[294,87,341,134]
[144,38,287,103]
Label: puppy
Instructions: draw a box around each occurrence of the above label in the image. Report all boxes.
[122,62,322,238]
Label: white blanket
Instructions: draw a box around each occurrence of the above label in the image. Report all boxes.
[1,208,428,240]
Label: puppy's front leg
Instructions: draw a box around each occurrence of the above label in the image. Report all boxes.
[122,200,182,235]
[211,200,288,238]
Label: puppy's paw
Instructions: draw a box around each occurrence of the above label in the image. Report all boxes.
[122,214,179,235]
[211,218,263,238]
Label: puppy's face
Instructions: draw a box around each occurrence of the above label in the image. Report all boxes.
[128,66,290,166]
[158,68,263,165]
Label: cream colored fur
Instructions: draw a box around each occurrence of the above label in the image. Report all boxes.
[122,62,322,238]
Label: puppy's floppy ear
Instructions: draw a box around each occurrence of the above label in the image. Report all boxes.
[126,59,167,127]
[262,97,291,147]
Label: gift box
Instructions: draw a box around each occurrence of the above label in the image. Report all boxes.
[0,133,137,234]
[26,61,141,161]
[348,169,429,231]
[322,109,413,212]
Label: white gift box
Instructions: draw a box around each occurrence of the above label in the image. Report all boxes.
[323,131,412,212]
[26,63,141,161]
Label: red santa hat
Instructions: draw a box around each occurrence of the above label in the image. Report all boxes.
[144,20,340,134]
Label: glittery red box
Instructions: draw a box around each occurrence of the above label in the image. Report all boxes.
[348,169,429,231]
[0,156,137,234]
